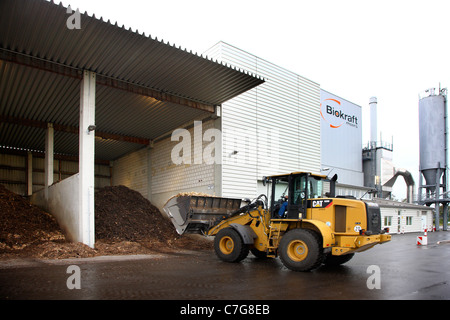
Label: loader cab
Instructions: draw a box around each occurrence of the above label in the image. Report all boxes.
[264,172,336,219]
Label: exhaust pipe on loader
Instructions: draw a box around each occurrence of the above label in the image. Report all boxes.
[163,195,242,235]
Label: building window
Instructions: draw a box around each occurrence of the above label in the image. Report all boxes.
[406,216,413,225]
[384,216,392,226]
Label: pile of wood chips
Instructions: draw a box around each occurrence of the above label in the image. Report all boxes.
[0,184,211,260]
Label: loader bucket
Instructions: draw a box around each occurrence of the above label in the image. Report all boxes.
[163,195,242,235]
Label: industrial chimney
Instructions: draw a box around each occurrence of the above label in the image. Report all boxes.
[369,97,377,147]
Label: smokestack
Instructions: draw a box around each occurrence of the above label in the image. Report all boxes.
[369,97,378,147]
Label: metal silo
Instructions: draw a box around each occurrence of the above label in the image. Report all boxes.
[418,87,449,231]
[419,88,446,192]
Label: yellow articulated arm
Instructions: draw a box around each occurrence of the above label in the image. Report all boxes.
[207,213,254,237]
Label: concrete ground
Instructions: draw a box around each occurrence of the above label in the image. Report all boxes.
[1,231,449,301]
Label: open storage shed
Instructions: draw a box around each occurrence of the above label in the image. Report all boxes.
[0,0,264,247]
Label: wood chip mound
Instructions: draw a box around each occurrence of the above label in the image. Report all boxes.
[95,185,179,241]
[0,184,212,260]
[0,184,65,253]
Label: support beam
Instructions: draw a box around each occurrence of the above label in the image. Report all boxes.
[44,123,54,201]
[0,115,150,146]
[27,152,33,196]
[435,168,442,231]
[0,147,110,166]
[96,75,215,113]
[213,110,223,197]
[79,70,96,248]
[443,203,449,231]
[146,147,152,202]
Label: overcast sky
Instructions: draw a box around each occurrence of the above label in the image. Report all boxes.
[61,0,450,199]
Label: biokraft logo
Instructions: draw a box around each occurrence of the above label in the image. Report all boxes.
[320,98,358,129]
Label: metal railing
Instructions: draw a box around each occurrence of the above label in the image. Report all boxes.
[362,141,393,151]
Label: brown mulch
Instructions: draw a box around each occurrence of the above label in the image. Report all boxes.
[0,184,212,260]
[95,185,178,242]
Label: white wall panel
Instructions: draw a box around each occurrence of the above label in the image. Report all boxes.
[150,119,216,196]
[112,147,149,198]
[320,89,363,186]
[205,42,321,199]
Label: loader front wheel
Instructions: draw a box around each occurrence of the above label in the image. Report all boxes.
[279,229,323,272]
[214,228,249,263]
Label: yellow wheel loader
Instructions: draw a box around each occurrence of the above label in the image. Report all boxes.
[164,172,391,272]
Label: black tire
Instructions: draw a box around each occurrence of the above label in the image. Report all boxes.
[323,253,354,266]
[214,228,249,263]
[279,229,324,272]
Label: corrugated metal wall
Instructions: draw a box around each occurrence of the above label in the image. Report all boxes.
[112,147,149,198]
[0,152,111,195]
[150,119,216,194]
[0,153,27,195]
[205,42,321,199]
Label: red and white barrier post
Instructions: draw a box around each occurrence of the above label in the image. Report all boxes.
[417,228,428,246]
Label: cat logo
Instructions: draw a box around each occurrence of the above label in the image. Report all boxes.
[310,199,333,208]
[313,200,324,207]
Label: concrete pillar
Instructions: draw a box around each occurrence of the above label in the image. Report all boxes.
[27,152,33,196]
[45,123,54,201]
[213,106,222,197]
[147,145,152,202]
[79,70,96,248]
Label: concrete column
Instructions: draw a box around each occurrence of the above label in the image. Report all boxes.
[213,106,222,197]
[27,152,33,196]
[147,145,152,202]
[79,70,96,248]
[45,123,54,201]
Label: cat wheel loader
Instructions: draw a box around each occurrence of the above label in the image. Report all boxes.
[163,172,391,272]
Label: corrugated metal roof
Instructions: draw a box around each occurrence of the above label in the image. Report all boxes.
[0,0,264,160]
[0,0,263,105]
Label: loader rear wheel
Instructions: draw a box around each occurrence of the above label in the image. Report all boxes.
[214,228,249,263]
[279,229,324,272]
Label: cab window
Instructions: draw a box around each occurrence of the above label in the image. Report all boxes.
[292,175,307,205]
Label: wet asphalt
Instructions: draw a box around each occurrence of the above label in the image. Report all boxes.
[1,231,450,301]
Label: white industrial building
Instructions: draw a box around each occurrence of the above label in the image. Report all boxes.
[0,1,433,249]
[205,42,433,234]
[319,87,433,233]
[204,42,321,199]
